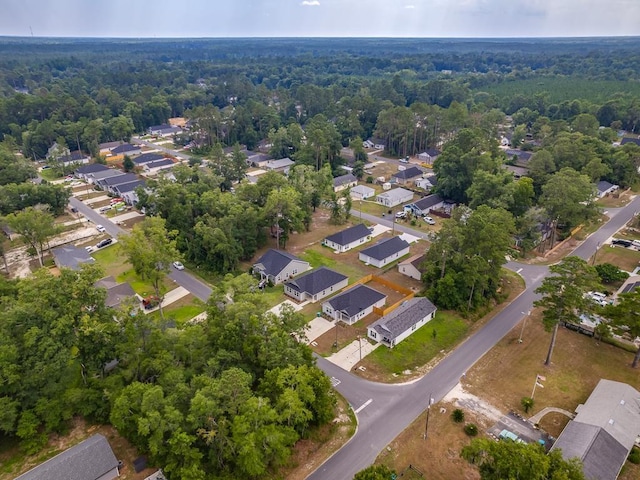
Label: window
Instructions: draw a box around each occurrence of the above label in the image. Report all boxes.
[370,331,376,338]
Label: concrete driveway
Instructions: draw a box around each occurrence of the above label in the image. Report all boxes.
[327,338,380,371]
[306,317,335,343]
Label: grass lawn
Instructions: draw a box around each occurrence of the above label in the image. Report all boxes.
[593,245,640,272]
[39,168,62,181]
[299,245,371,280]
[148,295,206,326]
[91,244,130,278]
[362,311,468,376]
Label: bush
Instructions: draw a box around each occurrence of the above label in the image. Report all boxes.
[464,423,478,436]
[628,448,640,464]
[451,408,465,423]
[366,176,374,184]
[595,262,629,284]
[521,396,535,414]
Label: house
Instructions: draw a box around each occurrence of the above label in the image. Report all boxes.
[108,143,141,157]
[52,245,95,271]
[359,236,411,268]
[504,149,533,165]
[350,184,375,200]
[86,168,126,184]
[417,148,441,163]
[551,379,640,480]
[246,152,271,167]
[405,194,445,216]
[74,163,110,180]
[392,166,424,185]
[148,124,181,137]
[620,137,640,147]
[97,173,139,193]
[597,180,619,198]
[323,223,373,253]
[322,284,386,325]
[113,180,146,205]
[376,188,414,208]
[16,434,120,480]
[60,151,91,166]
[333,173,358,192]
[284,267,349,303]
[95,276,137,309]
[613,275,640,301]
[265,158,295,174]
[503,164,530,179]
[415,174,438,191]
[143,159,174,175]
[367,297,437,348]
[133,153,165,166]
[398,254,426,281]
[252,249,311,285]
[99,141,123,155]
[363,137,386,150]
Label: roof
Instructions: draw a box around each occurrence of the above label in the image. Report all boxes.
[618,275,640,295]
[89,169,126,180]
[333,173,358,187]
[597,180,616,193]
[369,297,437,341]
[16,434,118,480]
[424,148,441,157]
[253,249,306,277]
[114,179,146,193]
[133,153,165,165]
[392,166,423,180]
[399,253,426,272]
[100,173,138,186]
[422,175,437,186]
[105,283,136,308]
[505,149,533,162]
[324,223,372,247]
[377,187,413,202]
[412,194,444,211]
[285,267,347,295]
[351,185,375,195]
[504,165,530,177]
[360,236,410,262]
[265,158,295,169]
[621,137,640,147]
[99,141,121,150]
[367,137,386,146]
[52,245,95,270]
[110,143,139,154]
[75,164,110,175]
[145,159,174,169]
[325,284,386,317]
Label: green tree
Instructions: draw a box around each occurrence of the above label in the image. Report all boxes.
[534,256,599,366]
[122,154,135,172]
[540,168,598,229]
[603,290,640,367]
[5,207,58,267]
[264,186,305,249]
[521,396,535,414]
[354,465,397,480]
[119,217,180,319]
[594,263,629,284]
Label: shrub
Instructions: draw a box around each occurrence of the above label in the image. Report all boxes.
[628,448,640,464]
[464,423,478,436]
[365,176,374,184]
[595,262,629,284]
[521,396,535,414]
[451,408,465,423]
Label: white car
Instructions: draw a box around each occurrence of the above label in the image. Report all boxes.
[96,225,106,233]
[172,261,185,271]
[395,211,407,219]
[424,216,436,225]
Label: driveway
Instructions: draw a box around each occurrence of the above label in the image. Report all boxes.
[327,338,380,371]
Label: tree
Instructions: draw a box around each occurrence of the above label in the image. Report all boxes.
[462,438,585,480]
[534,256,599,366]
[540,168,598,229]
[521,396,534,414]
[263,186,305,249]
[603,290,640,367]
[354,465,397,480]
[122,155,135,172]
[5,207,58,267]
[119,217,180,319]
[451,408,465,423]
[594,263,629,284]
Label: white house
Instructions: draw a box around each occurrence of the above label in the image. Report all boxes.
[252,249,310,285]
[74,163,111,181]
[363,137,386,150]
[359,236,410,268]
[391,166,424,186]
[404,194,445,216]
[148,124,181,137]
[350,184,375,200]
[284,267,348,303]
[265,158,295,174]
[143,159,175,175]
[367,297,437,348]
[333,173,358,192]
[596,180,619,198]
[398,254,426,281]
[113,180,146,205]
[322,284,386,325]
[415,175,437,191]
[376,188,414,208]
[108,143,141,157]
[323,223,373,253]
[417,148,441,163]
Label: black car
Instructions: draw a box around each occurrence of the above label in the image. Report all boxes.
[96,238,113,249]
[612,238,632,248]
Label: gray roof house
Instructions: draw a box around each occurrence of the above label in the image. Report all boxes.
[359,236,411,268]
[284,267,349,303]
[614,275,640,301]
[143,159,174,174]
[95,276,137,309]
[99,141,122,154]
[551,379,640,480]
[503,164,530,179]
[148,124,181,137]
[596,180,619,198]
[350,184,376,200]
[265,158,295,173]
[109,143,141,156]
[367,297,437,348]
[74,163,110,180]
[376,188,414,208]
[333,173,358,192]
[620,137,640,147]
[323,223,373,253]
[398,254,426,281]
[418,148,441,163]
[392,166,424,185]
[322,284,387,325]
[133,153,165,166]
[52,245,95,271]
[16,434,119,480]
[87,168,127,184]
[505,149,533,164]
[98,172,139,193]
[252,249,311,285]
[60,150,91,166]
[405,194,445,216]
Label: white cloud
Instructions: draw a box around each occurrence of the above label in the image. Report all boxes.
[405,4,415,8]
[301,0,320,5]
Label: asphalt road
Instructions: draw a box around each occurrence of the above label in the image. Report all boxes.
[131,137,193,162]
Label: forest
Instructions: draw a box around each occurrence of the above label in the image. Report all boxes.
[1,36,640,478]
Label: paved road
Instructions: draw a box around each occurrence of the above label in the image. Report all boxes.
[308,196,640,480]
[131,137,192,162]
[352,209,432,241]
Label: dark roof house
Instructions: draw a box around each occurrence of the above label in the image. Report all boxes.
[16,433,119,480]
[597,180,618,198]
[96,276,137,308]
[322,284,387,324]
[284,267,348,302]
[359,236,411,268]
[253,249,310,285]
[114,179,146,195]
[133,153,165,165]
[323,223,372,252]
[333,173,358,191]
[392,166,423,183]
[75,164,110,176]
[368,297,437,347]
[52,245,95,271]
[620,137,640,147]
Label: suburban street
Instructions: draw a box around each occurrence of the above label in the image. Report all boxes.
[130,137,193,162]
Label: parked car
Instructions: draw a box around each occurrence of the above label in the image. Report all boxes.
[84,246,95,253]
[96,238,113,249]
[99,206,112,213]
[96,225,106,233]
[399,156,409,163]
[395,211,407,219]
[633,239,640,249]
[612,238,632,248]
[423,215,436,225]
[172,261,185,270]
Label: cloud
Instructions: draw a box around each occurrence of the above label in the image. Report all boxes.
[405,4,415,8]
[300,0,320,5]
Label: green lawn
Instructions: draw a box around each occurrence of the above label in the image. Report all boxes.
[299,246,370,280]
[39,168,62,181]
[91,244,130,277]
[149,297,206,327]
[363,311,469,375]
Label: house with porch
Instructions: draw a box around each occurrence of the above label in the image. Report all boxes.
[284,267,348,303]
[323,223,372,253]
[367,297,437,348]
[363,137,386,150]
[52,245,95,271]
[359,236,410,268]
[404,194,445,216]
[322,284,386,325]
[376,188,414,208]
[252,249,310,285]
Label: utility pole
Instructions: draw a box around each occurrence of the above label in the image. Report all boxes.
[518,310,531,344]
[424,394,434,439]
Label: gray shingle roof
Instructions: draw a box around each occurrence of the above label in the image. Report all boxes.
[145,159,174,169]
[597,180,615,193]
[89,169,126,180]
[412,194,443,211]
[369,297,437,341]
[324,223,372,247]
[114,179,146,194]
[392,166,423,180]
[253,249,306,278]
[75,164,110,175]
[505,149,533,162]
[16,434,119,480]
[133,153,165,165]
[110,143,139,154]
[360,236,410,262]
[52,245,95,271]
[411,254,426,270]
[424,148,441,157]
[101,173,138,186]
[285,267,347,296]
[376,188,413,203]
[621,137,640,147]
[326,284,386,317]
[333,173,357,187]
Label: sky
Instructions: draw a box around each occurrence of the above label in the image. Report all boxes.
[2,0,640,38]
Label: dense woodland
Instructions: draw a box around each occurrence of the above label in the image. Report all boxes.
[1,37,640,478]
